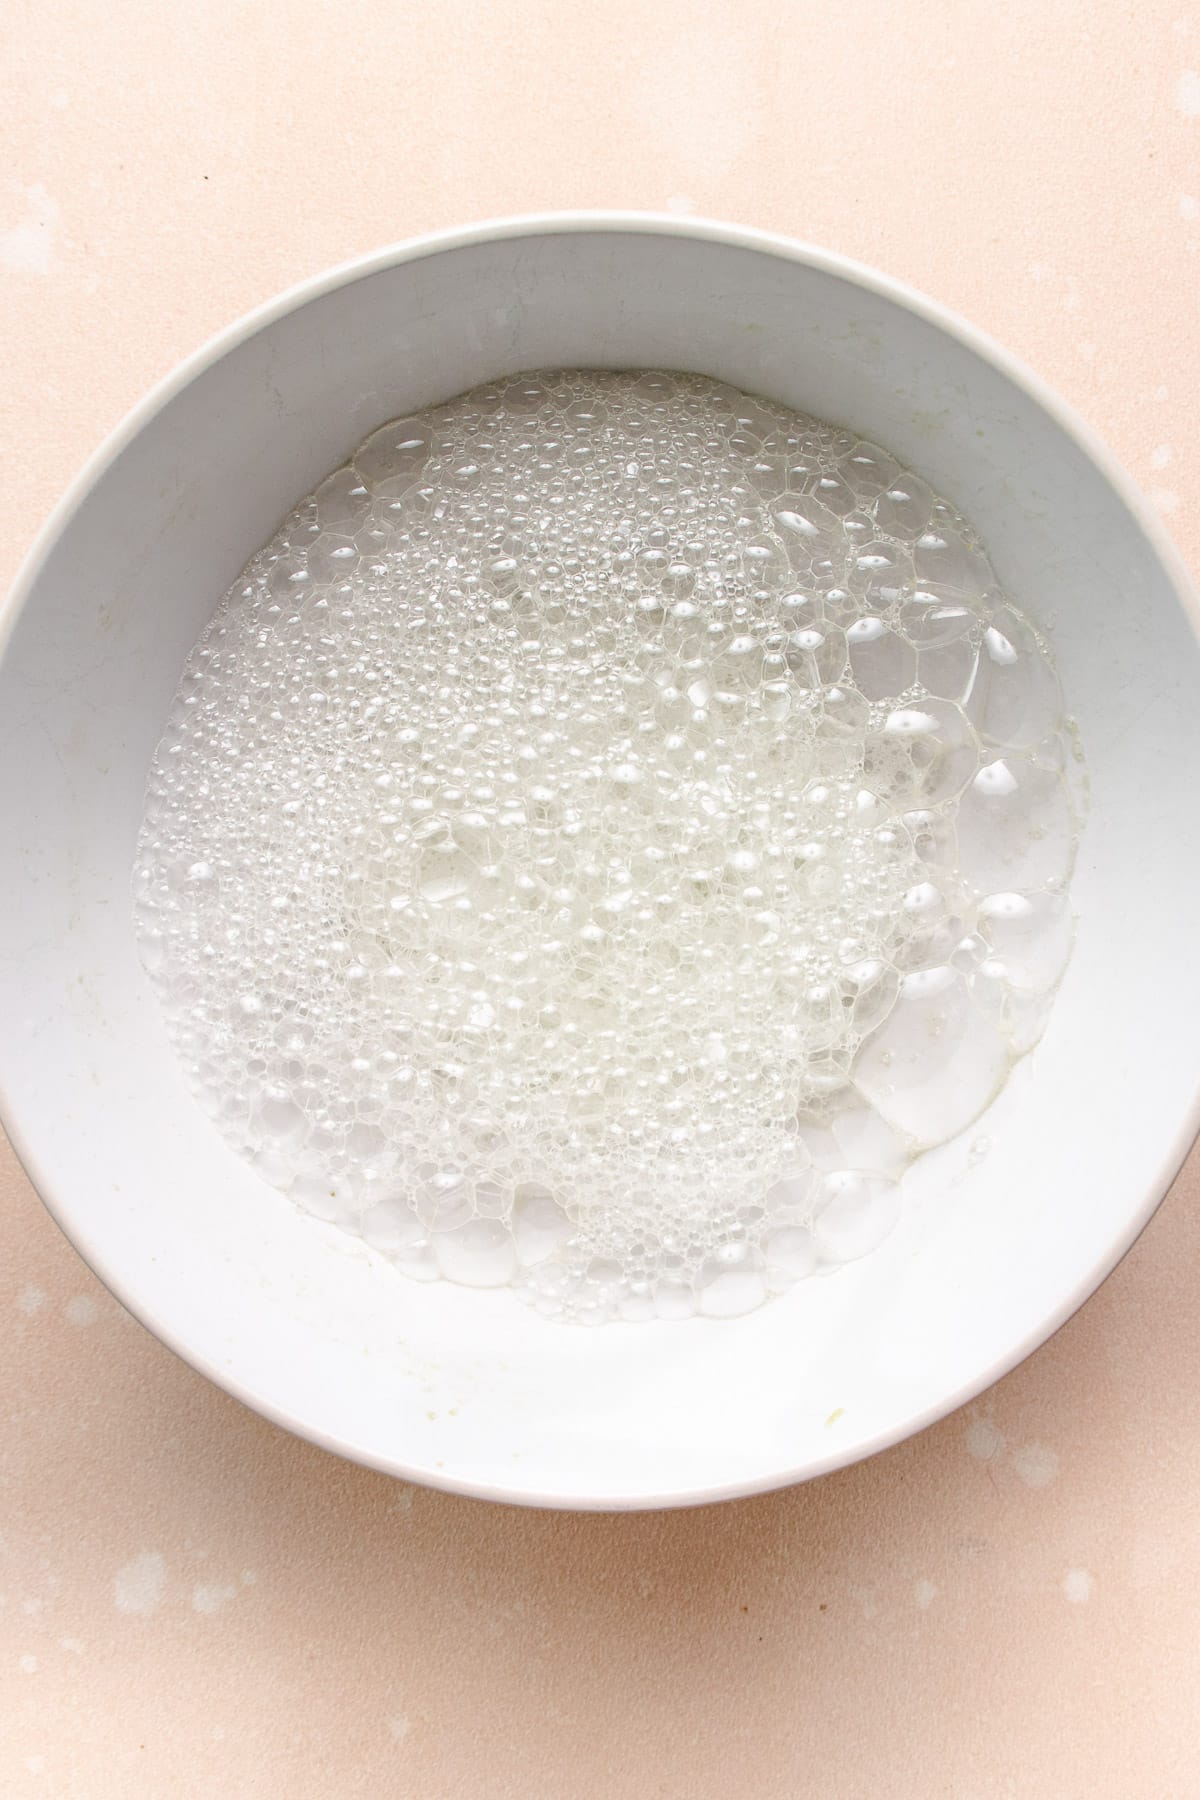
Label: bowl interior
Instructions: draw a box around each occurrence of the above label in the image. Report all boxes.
[2,219,1199,1508]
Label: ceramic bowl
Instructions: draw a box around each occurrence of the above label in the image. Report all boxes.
[2,214,1198,1508]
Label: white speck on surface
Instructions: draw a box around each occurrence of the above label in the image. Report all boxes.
[388,1715,411,1742]
[59,1638,84,1654]
[19,1654,38,1674]
[24,1756,45,1775]
[915,1579,938,1610]
[0,184,60,276]
[49,88,69,109]
[16,1286,47,1316]
[114,1552,166,1615]
[1151,487,1180,514]
[21,1598,43,1616]
[1151,444,1173,469]
[1011,1441,1060,1488]
[966,1417,1005,1460]
[666,194,697,214]
[192,1582,238,1616]
[239,1569,257,1587]
[64,1295,99,1328]
[1176,69,1200,115]
[390,1487,415,1516]
[1179,194,1199,219]
[1064,1567,1094,1604]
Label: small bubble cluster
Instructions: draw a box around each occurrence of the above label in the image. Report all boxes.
[133,371,1082,1324]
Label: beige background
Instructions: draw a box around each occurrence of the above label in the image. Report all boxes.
[3,2,1200,1794]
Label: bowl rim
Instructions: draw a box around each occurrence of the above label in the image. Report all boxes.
[3,209,1199,1511]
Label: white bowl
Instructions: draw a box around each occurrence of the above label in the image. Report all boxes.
[2,214,1198,1510]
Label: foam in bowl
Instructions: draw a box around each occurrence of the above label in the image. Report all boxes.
[132,370,1081,1323]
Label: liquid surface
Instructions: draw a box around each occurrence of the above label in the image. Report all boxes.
[133,371,1081,1323]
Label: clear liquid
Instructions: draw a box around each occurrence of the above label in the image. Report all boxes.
[132,370,1081,1323]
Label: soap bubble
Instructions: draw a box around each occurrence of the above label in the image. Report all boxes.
[133,371,1081,1324]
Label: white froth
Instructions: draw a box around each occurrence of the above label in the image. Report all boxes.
[132,370,1080,1324]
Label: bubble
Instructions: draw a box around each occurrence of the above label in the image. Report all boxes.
[978,889,1074,991]
[764,1226,818,1290]
[697,1244,768,1318]
[132,370,1081,1326]
[354,418,434,491]
[315,467,372,528]
[841,441,900,500]
[847,620,917,700]
[875,474,932,537]
[966,611,1064,747]
[512,1185,572,1265]
[343,1172,405,1232]
[956,755,1075,891]
[433,1218,519,1287]
[853,967,1010,1142]
[813,1171,902,1263]
[918,632,979,703]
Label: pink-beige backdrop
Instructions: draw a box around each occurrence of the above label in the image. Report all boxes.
[3,3,1199,1794]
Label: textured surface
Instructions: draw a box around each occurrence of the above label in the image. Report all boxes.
[3,1,1199,1793]
[133,369,1074,1322]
